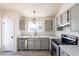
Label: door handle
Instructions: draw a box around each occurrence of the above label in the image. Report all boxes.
[11,36,13,38]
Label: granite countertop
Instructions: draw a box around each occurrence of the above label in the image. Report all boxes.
[59,45,79,56]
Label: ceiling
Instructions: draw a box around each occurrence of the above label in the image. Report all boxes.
[0,3,62,17]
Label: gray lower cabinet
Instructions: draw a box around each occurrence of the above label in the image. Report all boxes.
[60,48,69,56]
[17,38,25,50]
[28,39,34,50]
[40,38,49,50]
[34,39,40,50]
[28,38,50,50]
[17,38,50,51]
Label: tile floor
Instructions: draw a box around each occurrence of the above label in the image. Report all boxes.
[0,51,51,56]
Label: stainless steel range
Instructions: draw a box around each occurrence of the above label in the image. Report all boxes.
[51,34,78,56]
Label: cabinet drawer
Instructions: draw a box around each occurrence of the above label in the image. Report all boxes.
[17,38,25,50]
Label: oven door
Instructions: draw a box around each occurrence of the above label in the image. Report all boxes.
[51,41,59,56]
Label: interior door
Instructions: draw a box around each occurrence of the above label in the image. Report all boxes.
[2,16,15,52]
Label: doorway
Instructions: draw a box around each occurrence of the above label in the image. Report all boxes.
[2,16,15,52]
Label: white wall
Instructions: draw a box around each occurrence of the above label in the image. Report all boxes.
[54,3,79,38]
[0,11,2,52]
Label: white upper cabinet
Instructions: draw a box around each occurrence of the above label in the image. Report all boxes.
[20,19,25,31]
[62,11,67,24]
[56,15,63,31]
[55,8,70,31]
[70,4,79,32]
[57,15,62,26]
[19,17,25,31]
[61,10,70,27]
[45,20,53,31]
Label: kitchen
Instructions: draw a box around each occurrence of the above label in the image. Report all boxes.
[0,3,79,56]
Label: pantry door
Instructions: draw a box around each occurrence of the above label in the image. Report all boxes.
[2,16,15,52]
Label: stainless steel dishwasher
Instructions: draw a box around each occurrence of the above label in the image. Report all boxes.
[17,38,28,51]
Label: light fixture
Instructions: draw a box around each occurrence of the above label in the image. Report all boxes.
[33,10,36,23]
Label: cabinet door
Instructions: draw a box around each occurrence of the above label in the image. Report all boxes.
[17,38,25,50]
[40,39,49,50]
[56,15,62,26]
[62,11,67,24]
[58,15,62,25]
[60,48,69,56]
[45,20,53,31]
[34,39,40,49]
[56,16,63,31]
[28,39,34,50]
[19,20,25,31]
[70,4,79,31]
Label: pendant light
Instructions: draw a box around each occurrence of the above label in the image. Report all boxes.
[33,10,36,23]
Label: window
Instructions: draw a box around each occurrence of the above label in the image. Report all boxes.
[28,21,43,33]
